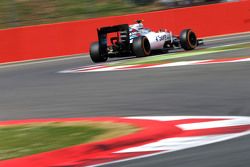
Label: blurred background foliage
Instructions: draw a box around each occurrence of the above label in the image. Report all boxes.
[0,0,228,29]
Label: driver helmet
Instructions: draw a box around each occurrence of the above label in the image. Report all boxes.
[129,20,144,31]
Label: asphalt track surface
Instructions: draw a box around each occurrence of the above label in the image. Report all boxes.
[0,33,250,167]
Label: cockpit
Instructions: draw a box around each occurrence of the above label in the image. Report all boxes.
[129,20,151,39]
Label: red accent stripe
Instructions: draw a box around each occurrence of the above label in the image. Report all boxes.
[77,65,108,72]
[117,63,160,70]
[197,57,246,64]
[177,125,250,137]
[162,118,227,125]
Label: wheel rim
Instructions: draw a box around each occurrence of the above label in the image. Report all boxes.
[143,38,151,55]
[188,32,197,48]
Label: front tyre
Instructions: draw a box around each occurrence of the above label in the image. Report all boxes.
[133,36,151,57]
[90,42,108,63]
[180,29,197,50]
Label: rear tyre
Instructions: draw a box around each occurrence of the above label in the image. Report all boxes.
[89,42,108,63]
[132,36,151,57]
[180,29,197,50]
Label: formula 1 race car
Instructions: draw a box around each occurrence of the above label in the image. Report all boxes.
[90,20,203,63]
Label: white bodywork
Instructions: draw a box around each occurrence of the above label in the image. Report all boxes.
[129,23,174,50]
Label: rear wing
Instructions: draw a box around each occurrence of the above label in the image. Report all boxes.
[97,24,130,54]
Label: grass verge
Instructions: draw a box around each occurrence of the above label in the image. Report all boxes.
[0,121,138,160]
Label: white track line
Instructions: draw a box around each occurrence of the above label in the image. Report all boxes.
[208,41,250,49]
[88,116,250,167]
[205,34,250,42]
[0,54,85,69]
[89,131,250,167]
[116,133,250,153]
[203,31,250,39]
[127,116,250,121]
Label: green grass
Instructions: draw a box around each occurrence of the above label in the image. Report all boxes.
[0,121,137,160]
[0,0,163,29]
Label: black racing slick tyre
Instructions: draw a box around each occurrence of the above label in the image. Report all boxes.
[180,29,197,50]
[133,36,151,57]
[89,42,108,63]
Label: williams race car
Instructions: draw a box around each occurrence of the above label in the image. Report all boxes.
[90,20,203,63]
